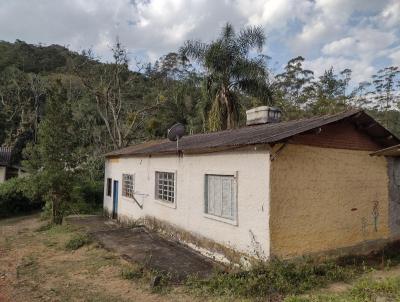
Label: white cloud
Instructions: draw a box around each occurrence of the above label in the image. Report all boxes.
[0,0,398,80]
[389,49,400,66]
[322,28,396,59]
[233,0,311,30]
[375,0,400,29]
[304,56,375,85]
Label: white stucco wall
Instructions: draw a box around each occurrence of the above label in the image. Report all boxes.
[104,146,271,259]
[0,166,6,183]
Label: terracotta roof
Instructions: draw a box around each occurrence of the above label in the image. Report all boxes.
[106,109,400,157]
[0,147,12,166]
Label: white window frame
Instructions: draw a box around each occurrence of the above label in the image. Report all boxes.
[154,170,177,209]
[122,173,135,199]
[204,171,238,226]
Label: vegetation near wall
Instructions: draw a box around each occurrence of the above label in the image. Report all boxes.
[0,23,399,221]
[0,176,43,217]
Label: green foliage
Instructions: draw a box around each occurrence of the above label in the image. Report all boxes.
[0,176,44,218]
[65,233,92,250]
[186,258,359,299]
[24,84,78,224]
[121,265,144,280]
[285,277,400,302]
[70,180,104,213]
[180,23,271,130]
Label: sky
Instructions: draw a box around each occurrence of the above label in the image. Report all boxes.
[0,0,399,85]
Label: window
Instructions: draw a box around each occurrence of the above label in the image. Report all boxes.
[155,171,175,203]
[122,174,134,198]
[106,178,112,196]
[205,174,236,221]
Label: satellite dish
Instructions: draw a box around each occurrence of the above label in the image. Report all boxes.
[168,123,185,141]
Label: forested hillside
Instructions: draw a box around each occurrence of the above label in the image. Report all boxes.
[0,24,399,222]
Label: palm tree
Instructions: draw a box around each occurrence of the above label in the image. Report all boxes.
[180,23,271,131]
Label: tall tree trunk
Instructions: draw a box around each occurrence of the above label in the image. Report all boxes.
[221,85,236,129]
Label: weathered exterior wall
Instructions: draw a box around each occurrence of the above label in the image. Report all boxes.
[270,144,390,258]
[387,157,400,237]
[0,166,6,183]
[104,146,271,259]
[290,121,381,151]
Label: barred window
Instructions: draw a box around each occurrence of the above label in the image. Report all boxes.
[122,174,134,198]
[155,171,175,203]
[205,174,236,221]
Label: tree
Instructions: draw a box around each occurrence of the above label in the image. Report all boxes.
[273,56,314,119]
[24,84,78,224]
[371,66,400,128]
[75,41,159,149]
[180,23,271,131]
[308,68,352,115]
[143,52,204,136]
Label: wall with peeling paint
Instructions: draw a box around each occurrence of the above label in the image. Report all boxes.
[387,157,400,237]
[270,144,390,258]
[0,167,6,183]
[104,146,271,259]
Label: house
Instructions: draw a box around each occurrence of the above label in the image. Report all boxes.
[0,147,15,183]
[103,107,400,261]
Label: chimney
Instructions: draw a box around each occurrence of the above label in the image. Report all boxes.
[246,106,282,126]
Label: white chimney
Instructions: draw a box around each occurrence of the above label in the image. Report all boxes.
[246,106,282,126]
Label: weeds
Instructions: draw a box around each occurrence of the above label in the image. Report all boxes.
[186,258,359,298]
[120,265,172,294]
[121,265,144,280]
[65,233,92,250]
[35,223,53,232]
[285,276,400,301]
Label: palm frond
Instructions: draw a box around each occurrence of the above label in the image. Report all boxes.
[238,25,266,53]
[220,23,235,42]
[179,40,208,62]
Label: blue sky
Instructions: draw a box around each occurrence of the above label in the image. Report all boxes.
[0,0,399,85]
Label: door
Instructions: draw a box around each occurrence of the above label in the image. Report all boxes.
[112,180,119,219]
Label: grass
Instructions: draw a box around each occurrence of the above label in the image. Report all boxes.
[120,264,173,294]
[5,213,400,302]
[121,265,145,280]
[285,276,400,301]
[186,240,400,300]
[65,233,92,250]
[186,258,360,299]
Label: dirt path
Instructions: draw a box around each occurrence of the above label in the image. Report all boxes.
[0,214,202,302]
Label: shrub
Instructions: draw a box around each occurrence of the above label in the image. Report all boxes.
[0,176,44,218]
[70,179,104,214]
[121,266,144,280]
[65,233,92,250]
[186,258,357,298]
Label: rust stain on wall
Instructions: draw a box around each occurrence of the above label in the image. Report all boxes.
[270,144,389,258]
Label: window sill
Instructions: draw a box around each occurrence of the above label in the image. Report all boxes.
[154,199,177,209]
[203,213,238,226]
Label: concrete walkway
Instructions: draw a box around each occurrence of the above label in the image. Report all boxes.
[66,216,218,282]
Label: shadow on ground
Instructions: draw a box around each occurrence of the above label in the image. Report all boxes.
[66,215,218,282]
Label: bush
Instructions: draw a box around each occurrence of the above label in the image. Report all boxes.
[186,258,357,298]
[65,233,92,250]
[121,266,144,280]
[0,176,44,218]
[70,179,104,214]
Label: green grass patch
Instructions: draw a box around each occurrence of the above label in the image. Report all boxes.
[286,276,400,302]
[186,240,400,300]
[65,233,92,250]
[186,258,361,299]
[121,265,145,280]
